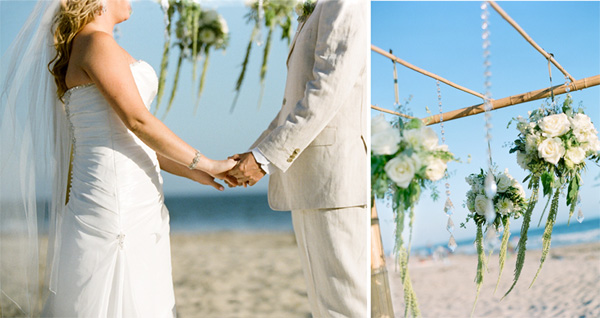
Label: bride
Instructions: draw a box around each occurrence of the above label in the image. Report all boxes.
[0,0,236,316]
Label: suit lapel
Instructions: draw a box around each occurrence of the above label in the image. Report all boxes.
[286,19,308,67]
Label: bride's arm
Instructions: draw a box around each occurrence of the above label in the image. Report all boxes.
[157,154,228,191]
[79,32,235,177]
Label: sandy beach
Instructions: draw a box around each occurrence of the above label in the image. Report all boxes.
[1,232,310,318]
[386,242,600,318]
[171,232,310,318]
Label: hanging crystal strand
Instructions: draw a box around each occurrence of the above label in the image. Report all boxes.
[437,80,457,252]
[255,0,264,46]
[481,2,496,227]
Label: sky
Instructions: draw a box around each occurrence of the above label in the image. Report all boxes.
[2,1,599,249]
[372,1,600,251]
[0,0,292,196]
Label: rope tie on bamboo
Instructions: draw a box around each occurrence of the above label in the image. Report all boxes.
[390,49,400,105]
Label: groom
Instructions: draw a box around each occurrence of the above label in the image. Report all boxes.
[228,1,368,317]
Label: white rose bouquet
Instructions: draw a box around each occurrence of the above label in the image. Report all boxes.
[505,95,600,296]
[463,168,527,310]
[371,115,454,317]
[156,0,230,116]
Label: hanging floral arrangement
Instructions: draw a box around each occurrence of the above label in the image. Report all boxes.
[371,114,455,317]
[505,95,600,297]
[462,168,527,314]
[156,0,229,117]
[230,0,298,112]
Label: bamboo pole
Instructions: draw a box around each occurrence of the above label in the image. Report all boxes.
[371,105,415,119]
[371,198,394,318]
[488,1,576,83]
[372,45,487,100]
[422,74,600,126]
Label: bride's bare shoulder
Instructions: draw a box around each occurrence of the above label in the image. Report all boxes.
[72,31,132,65]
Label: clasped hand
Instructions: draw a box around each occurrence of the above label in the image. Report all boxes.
[226,152,266,187]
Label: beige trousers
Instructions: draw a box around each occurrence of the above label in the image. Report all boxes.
[291,206,368,318]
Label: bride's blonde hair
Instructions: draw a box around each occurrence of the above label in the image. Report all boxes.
[49,0,104,101]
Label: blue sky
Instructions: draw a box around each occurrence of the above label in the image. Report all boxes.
[372,1,600,250]
[0,0,292,196]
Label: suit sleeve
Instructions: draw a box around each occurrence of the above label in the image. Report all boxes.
[255,0,367,172]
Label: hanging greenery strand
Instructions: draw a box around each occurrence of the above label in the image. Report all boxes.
[156,3,175,113]
[156,0,229,118]
[231,0,295,112]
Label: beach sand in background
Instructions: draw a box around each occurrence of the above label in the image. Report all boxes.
[0,232,309,318]
[388,242,600,317]
[171,232,311,318]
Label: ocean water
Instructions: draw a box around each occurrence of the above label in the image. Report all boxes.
[415,216,600,255]
[164,193,293,233]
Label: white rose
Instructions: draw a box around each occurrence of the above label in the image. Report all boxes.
[538,113,571,137]
[496,172,512,193]
[424,157,447,181]
[372,114,393,135]
[569,114,594,133]
[565,147,586,165]
[371,129,400,155]
[537,137,566,165]
[200,29,216,44]
[202,10,219,24]
[516,151,529,170]
[219,16,229,34]
[403,127,439,151]
[575,129,600,152]
[585,136,600,153]
[474,194,489,216]
[497,197,514,216]
[384,155,417,188]
[160,0,170,10]
[436,144,449,152]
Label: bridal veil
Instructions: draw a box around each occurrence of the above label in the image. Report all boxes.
[0,0,69,315]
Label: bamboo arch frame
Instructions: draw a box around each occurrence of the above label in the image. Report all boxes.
[369,2,599,317]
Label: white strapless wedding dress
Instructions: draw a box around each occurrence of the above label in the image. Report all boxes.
[42,61,176,317]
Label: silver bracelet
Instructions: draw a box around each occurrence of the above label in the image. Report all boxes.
[188,150,203,170]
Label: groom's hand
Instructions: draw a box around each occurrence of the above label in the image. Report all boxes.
[227,152,266,187]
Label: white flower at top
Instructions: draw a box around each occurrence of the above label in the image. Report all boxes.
[371,115,400,155]
[538,113,571,138]
[403,126,439,151]
[202,9,219,24]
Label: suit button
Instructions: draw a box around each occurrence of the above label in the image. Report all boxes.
[282,98,286,105]
[293,148,300,154]
[287,158,293,163]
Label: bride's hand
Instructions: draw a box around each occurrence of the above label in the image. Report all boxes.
[207,158,238,184]
[190,170,227,191]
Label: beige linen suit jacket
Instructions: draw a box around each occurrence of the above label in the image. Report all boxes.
[251,0,368,211]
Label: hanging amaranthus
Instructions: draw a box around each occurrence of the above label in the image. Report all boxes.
[230,0,295,112]
[156,0,229,118]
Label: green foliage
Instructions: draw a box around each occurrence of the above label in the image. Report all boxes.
[231,0,296,112]
[471,223,485,317]
[530,187,561,287]
[495,217,511,294]
[503,176,540,299]
[156,0,229,118]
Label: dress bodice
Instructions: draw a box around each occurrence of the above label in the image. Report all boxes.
[62,60,164,213]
